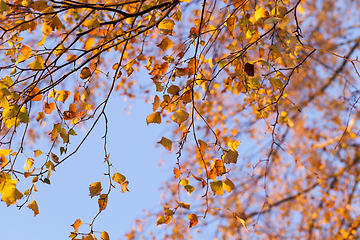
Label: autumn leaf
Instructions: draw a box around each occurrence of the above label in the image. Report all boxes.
[158,19,175,35]
[84,19,100,28]
[210,181,224,195]
[234,213,249,232]
[71,219,82,230]
[146,112,161,125]
[158,137,172,151]
[223,178,235,193]
[244,63,255,76]
[269,78,284,91]
[66,54,77,62]
[80,67,91,79]
[98,194,108,211]
[101,231,110,240]
[188,213,198,228]
[0,173,23,206]
[225,15,237,36]
[198,140,207,155]
[171,109,189,125]
[27,56,44,70]
[27,200,39,216]
[228,140,240,152]
[121,181,129,193]
[157,37,173,51]
[89,182,102,198]
[24,158,34,171]
[214,159,226,176]
[222,149,239,164]
[112,172,126,184]
[55,90,71,103]
[173,167,180,179]
[177,201,190,210]
[29,86,42,101]
[152,95,160,112]
[255,7,270,21]
[51,153,59,163]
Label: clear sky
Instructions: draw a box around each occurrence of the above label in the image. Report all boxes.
[0,95,176,239]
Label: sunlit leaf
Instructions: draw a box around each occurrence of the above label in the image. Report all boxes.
[234,213,249,232]
[71,219,82,230]
[84,19,100,28]
[146,112,161,125]
[98,194,108,211]
[55,90,71,103]
[158,19,175,35]
[89,182,102,198]
[255,7,270,21]
[121,181,129,193]
[101,231,110,240]
[188,213,198,228]
[27,56,44,70]
[210,181,224,195]
[27,200,39,216]
[24,158,34,171]
[157,37,173,51]
[171,109,189,125]
[158,137,172,151]
[223,178,235,193]
[173,167,180,179]
[80,67,91,79]
[112,172,126,184]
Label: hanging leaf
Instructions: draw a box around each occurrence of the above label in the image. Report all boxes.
[98,194,108,211]
[223,178,235,193]
[100,231,110,240]
[55,90,71,103]
[121,181,129,193]
[188,213,198,228]
[27,200,39,216]
[158,137,172,151]
[112,172,126,184]
[157,37,173,51]
[171,109,189,125]
[27,56,44,70]
[71,219,82,230]
[158,19,175,35]
[244,63,255,76]
[146,112,161,125]
[80,67,91,79]
[89,182,102,198]
[210,181,224,195]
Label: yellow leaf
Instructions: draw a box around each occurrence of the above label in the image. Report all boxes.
[158,19,175,35]
[0,156,8,169]
[29,86,42,101]
[152,95,160,112]
[89,182,102,198]
[84,38,95,50]
[84,234,95,240]
[0,149,11,156]
[112,172,126,184]
[71,219,82,230]
[24,158,34,171]
[55,90,71,103]
[27,200,39,216]
[36,112,44,122]
[37,37,45,47]
[80,67,91,79]
[54,44,66,56]
[188,213,198,228]
[272,5,287,18]
[27,56,44,70]
[84,19,100,28]
[214,159,226,176]
[210,180,224,195]
[98,194,108,211]
[101,231,110,240]
[225,15,237,36]
[66,54,77,62]
[223,178,235,193]
[255,7,270,21]
[228,140,240,152]
[234,213,249,232]
[158,137,172,151]
[34,150,42,157]
[44,102,55,114]
[120,181,129,193]
[198,140,207,155]
[146,112,161,125]
[171,109,189,125]
[180,178,188,186]
[157,37,173,51]
[222,149,238,164]
[0,178,23,206]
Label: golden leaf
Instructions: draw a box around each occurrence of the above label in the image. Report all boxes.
[255,7,270,21]
[24,158,34,171]
[152,95,160,112]
[55,90,71,103]
[158,137,172,151]
[71,219,82,230]
[27,200,39,216]
[210,180,224,195]
[98,194,108,211]
[89,182,102,198]
[84,19,100,29]
[101,231,110,240]
[171,109,189,125]
[112,172,126,184]
[27,56,44,70]
[146,112,161,125]
[223,178,235,193]
[121,181,129,193]
[34,150,42,157]
[157,37,173,51]
[188,213,198,228]
[158,19,175,35]
[234,213,249,232]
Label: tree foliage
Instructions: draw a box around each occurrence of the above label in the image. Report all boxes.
[0,0,360,239]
